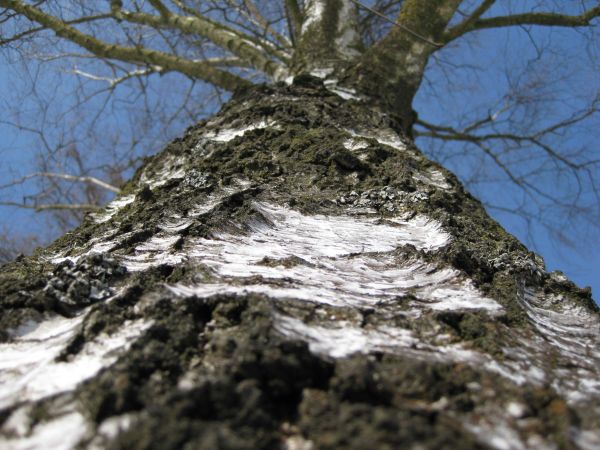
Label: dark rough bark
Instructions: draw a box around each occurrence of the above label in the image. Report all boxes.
[0,78,599,449]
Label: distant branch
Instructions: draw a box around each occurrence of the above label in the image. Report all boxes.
[0,201,99,212]
[448,5,600,40]
[69,66,162,88]
[0,172,121,193]
[0,13,112,46]
[414,104,600,172]
[240,0,292,48]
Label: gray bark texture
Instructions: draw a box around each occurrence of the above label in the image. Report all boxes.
[1,78,599,449]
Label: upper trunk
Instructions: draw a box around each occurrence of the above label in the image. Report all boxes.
[0,80,599,449]
[351,0,461,133]
[293,0,461,135]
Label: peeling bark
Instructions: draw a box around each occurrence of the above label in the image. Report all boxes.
[1,80,599,449]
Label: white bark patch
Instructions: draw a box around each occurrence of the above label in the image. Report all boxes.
[464,418,532,450]
[309,67,334,79]
[0,315,152,409]
[343,138,369,152]
[140,153,187,189]
[170,258,500,313]
[271,314,555,396]
[574,429,600,450]
[519,287,600,403]
[328,86,360,101]
[404,43,428,77]
[90,194,135,224]
[120,233,186,272]
[301,0,325,34]
[120,183,251,272]
[506,402,526,418]
[273,312,551,387]
[346,128,407,152]
[49,228,138,265]
[204,120,278,143]
[198,201,450,257]
[158,217,192,233]
[283,435,315,450]
[0,409,88,450]
[88,413,136,449]
[413,169,451,190]
[275,315,418,358]
[322,79,361,101]
[168,203,503,314]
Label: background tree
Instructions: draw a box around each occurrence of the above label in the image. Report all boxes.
[0,1,599,274]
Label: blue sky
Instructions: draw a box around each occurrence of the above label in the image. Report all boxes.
[0,1,598,303]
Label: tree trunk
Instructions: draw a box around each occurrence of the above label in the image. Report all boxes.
[1,78,599,450]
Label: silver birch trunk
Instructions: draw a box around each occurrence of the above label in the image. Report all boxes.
[0,78,599,450]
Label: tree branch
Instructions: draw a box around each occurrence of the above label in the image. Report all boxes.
[0,172,121,193]
[0,0,251,91]
[443,0,495,42]
[148,0,172,20]
[69,65,161,87]
[115,7,287,78]
[284,0,303,44]
[241,0,292,48]
[0,13,112,46]
[351,0,443,48]
[414,112,600,172]
[463,6,600,36]
[0,201,99,212]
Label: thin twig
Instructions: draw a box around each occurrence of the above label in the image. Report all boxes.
[0,201,99,212]
[350,0,443,47]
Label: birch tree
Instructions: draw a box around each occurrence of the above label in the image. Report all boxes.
[0,2,600,449]
[1,0,599,242]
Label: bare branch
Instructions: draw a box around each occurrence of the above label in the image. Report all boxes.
[0,0,252,91]
[444,0,495,42]
[0,201,99,212]
[148,0,172,20]
[241,0,292,48]
[69,65,163,88]
[0,12,112,46]
[460,5,600,38]
[351,0,443,48]
[0,172,121,194]
[114,7,288,78]
[415,121,597,170]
